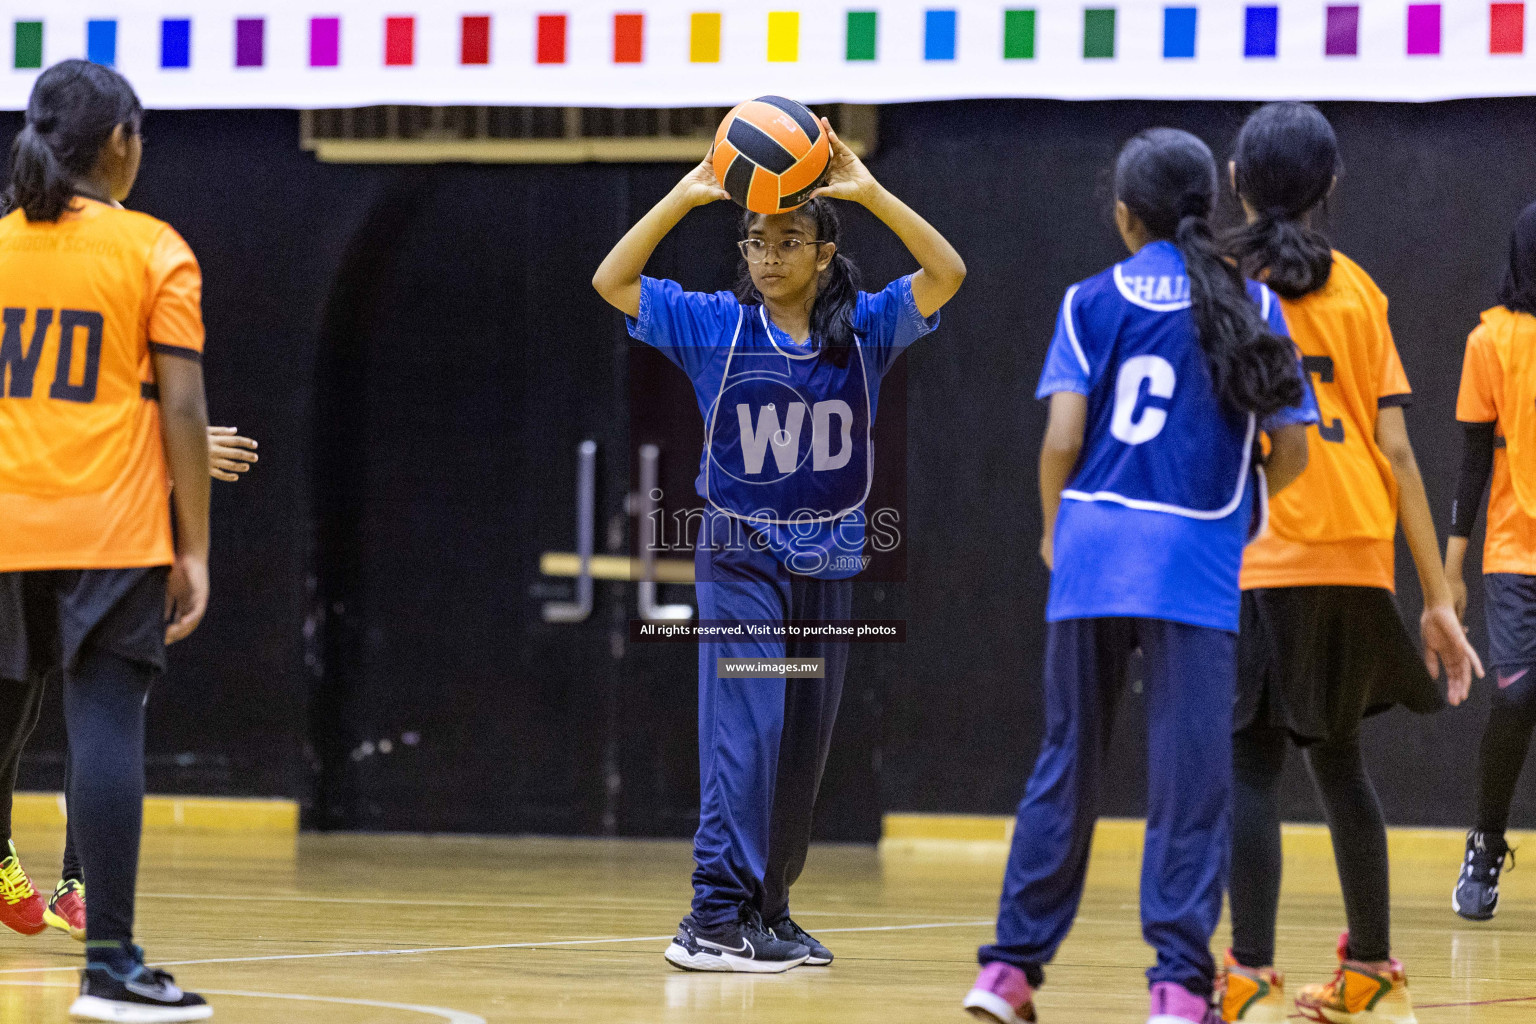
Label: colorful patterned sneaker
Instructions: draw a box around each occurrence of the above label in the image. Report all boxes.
[1217,950,1286,1022]
[0,840,47,936]
[766,915,832,965]
[70,942,211,1022]
[663,910,809,973]
[963,961,1037,1024]
[1295,933,1418,1024]
[45,879,86,941]
[1148,980,1221,1024]
[1453,829,1512,922]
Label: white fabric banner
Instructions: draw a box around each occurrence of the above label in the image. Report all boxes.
[0,1,1532,110]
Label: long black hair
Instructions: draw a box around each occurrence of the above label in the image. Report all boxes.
[5,59,143,222]
[735,198,862,367]
[1498,200,1536,317]
[1227,102,1340,299]
[1115,127,1303,419]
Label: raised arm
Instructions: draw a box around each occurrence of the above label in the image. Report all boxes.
[1376,406,1485,702]
[810,119,966,318]
[592,154,730,318]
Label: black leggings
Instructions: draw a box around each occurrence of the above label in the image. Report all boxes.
[0,650,150,944]
[1230,722,1391,968]
[0,672,83,884]
[1476,665,1536,834]
[0,675,46,848]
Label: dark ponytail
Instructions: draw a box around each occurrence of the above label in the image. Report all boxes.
[5,59,143,222]
[1227,102,1339,299]
[735,198,862,367]
[1115,128,1303,419]
[1497,200,1536,317]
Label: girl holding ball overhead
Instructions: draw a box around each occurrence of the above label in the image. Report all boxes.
[592,104,964,973]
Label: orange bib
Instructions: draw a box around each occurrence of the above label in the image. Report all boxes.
[1263,253,1403,546]
[1482,306,1536,519]
[0,200,204,572]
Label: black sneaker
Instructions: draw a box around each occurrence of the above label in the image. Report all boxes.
[664,909,810,973]
[70,944,211,1022]
[767,915,833,965]
[1453,829,1513,921]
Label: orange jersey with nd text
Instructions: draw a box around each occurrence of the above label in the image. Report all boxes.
[0,199,204,572]
[1242,252,1411,591]
[1455,305,1536,575]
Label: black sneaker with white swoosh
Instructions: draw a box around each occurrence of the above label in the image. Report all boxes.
[767,915,833,965]
[664,909,810,973]
[70,943,211,1022]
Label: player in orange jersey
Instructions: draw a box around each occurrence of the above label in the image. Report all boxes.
[1446,200,1536,922]
[0,60,213,1021]
[1215,103,1480,1024]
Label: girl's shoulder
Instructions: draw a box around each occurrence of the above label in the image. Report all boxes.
[643,277,744,319]
[1476,304,1536,350]
[647,276,739,303]
[1315,250,1382,303]
[1064,262,1125,308]
[854,274,914,309]
[1279,249,1383,320]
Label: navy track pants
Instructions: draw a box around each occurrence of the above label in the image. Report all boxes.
[688,519,852,929]
[980,616,1235,997]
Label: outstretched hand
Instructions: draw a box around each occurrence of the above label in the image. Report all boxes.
[1422,602,1484,706]
[208,426,259,482]
[677,150,731,208]
[809,118,880,205]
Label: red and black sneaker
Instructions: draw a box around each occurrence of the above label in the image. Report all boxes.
[0,840,47,936]
[44,878,85,941]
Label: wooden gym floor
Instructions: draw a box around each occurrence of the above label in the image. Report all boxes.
[0,822,1532,1023]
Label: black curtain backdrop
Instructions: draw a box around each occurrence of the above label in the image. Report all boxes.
[7,98,1534,837]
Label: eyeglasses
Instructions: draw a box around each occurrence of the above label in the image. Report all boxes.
[737,238,830,264]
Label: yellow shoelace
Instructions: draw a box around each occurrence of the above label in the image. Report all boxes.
[0,857,37,906]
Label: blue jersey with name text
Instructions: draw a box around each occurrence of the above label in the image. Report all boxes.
[1037,241,1317,630]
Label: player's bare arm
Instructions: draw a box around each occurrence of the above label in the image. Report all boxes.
[810,119,965,317]
[1378,406,1484,701]
[592,151,729,318]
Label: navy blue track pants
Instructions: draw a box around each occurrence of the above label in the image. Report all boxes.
[980,616,1235,997]
[688,520,852,929]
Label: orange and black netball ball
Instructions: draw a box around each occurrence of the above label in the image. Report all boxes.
[713,96,831,215]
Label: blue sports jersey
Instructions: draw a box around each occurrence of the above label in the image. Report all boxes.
[629,274,938,578]
[1038,240,1318,631]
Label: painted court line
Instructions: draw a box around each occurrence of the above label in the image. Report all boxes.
[0,980,485,1023]
[0,919,994,976]
[1418,994,1536,1009]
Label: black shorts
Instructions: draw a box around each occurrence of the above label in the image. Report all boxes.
[0,568,169,683]
[1484,573,1536,671]
[1236,585,1444,744]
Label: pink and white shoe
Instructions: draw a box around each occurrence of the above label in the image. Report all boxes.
[1149,981,1220,1024]
[964,962,1038,1023]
